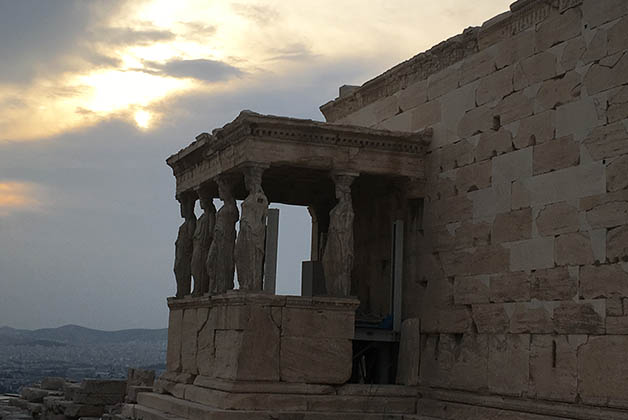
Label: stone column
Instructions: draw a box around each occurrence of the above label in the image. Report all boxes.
[235,164,268,291]
[207,174,239,295]
[322,172,357,297]
[191,187,216,296]
[174,194,196,298]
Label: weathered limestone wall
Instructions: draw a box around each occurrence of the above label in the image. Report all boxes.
[323,0,628,410]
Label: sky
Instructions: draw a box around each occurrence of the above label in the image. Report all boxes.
[0,0,512,331]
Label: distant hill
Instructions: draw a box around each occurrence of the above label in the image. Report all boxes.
[0,324,167,346]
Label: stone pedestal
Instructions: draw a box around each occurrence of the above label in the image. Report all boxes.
[161,291,359,389]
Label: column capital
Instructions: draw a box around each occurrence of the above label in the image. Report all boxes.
[330,170,359,179]
[194,183,215,200]
[175,190,197,203]
[213,173,239,198]
[238,161,270,170]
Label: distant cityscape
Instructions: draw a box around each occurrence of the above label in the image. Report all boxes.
[0,325,166,393]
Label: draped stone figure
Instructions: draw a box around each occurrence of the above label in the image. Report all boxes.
[174,196,196,298]
[235,166,268,291]
[322,174,356,297]
[191,194,216,296]
[207,175,239,294]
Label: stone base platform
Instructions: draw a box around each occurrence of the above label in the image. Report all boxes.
[122,382,420,420]
[417,389,628,420]
[166,292,360,385]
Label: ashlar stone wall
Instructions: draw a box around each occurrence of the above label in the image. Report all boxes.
[324,0,628,409]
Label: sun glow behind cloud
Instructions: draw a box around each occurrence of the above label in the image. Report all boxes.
[76,70,191,113]
[0,0,512,141]
[134,110,152,129]
[0,181,43,216]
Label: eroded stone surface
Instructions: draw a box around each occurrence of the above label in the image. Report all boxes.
[533,135,580,175]
[514,110,555,148]
[488,334,530,396]
[536,71,582,112]
[579,336,628,407]
[396,318,421,386]
[555,232,596,266]
[489,272,530,303]
[608,225,628,262]
[582,190,628,229]
[532,266,577,301]
[514,52,557,91]
[583,120,628,160]
[472,303,510,333]
[535,202,580,236]
[493,208,532,243]
[509,237,555,271]
[607,155,628,192]
[454,275,490,305]
[554,300,605,334]
[529,335,579,402]
[166,309,183,373]
[581,264,628,298]
[476,129,513,161]
[280,337,352,384]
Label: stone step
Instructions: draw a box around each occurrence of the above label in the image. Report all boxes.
[136,392,410,420]
[181,384,416,413]
[129,404,186,420]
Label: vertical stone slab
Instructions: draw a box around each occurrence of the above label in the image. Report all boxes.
[280,337,352,384]
[181,308,198,375]
[263,208,280,293]
[529,335,580,402]
[236,305,281,381]
[488,334,530,396]
[579,336,628,408]
[213,330,243,380]
[396,318,421,385]
[279,297,358,384]
[196,307,214,377]
[166,308,183,373]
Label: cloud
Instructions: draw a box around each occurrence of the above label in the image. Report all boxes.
[266,43,317,62]
[0,0,125,84]
[230,3,279,26]
[89,26,175,46]
[0,181,43,216]
[179,21,217,42]
[145,58,244,82]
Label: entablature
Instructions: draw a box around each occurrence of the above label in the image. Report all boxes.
[166,110,431,200]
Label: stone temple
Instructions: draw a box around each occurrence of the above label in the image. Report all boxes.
[123,0,628,418]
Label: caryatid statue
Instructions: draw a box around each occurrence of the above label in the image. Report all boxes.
[206,174,239,294]
[235,165,268,291]
[322,173,357,297]
[191,190,216,296]
[174,194,196,298]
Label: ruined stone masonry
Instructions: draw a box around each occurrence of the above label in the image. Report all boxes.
[123,0,628,418]
[1,376,136,420]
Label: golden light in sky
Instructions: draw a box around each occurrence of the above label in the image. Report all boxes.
[0,0,511,142]
[0,181,42,216]
[76,70,192,114]
[134,110,152,129]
